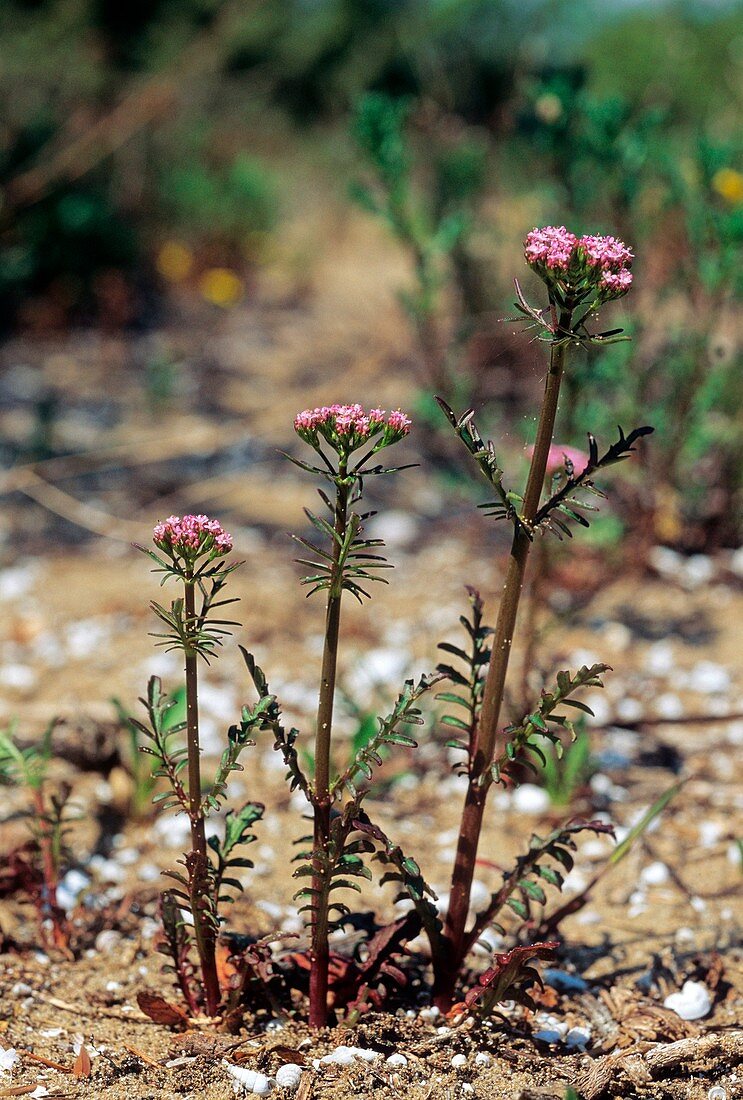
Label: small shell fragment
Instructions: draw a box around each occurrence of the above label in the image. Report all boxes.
[275,1063,303,1091]
[664,981,712,1021]
[224,1064,275,1095]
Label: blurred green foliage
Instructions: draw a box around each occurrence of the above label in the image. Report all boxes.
[0,0,740,541]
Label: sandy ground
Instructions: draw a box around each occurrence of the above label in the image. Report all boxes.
[0,212,741,1099]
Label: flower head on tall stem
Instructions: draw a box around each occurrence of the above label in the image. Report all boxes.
[524,226,634,305]
[294,404,411,461]
[153,514,233,571]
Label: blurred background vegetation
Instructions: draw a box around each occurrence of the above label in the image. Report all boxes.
[0,0,741,549]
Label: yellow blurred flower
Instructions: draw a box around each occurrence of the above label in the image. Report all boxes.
[156,241,194,282]
[712,167,743,205]
[534,93,563,125]
[199,268,244,308]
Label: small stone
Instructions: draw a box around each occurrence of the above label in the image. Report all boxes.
[474,1052,492,1066]
[615,697,643,723]
[94,929,123,954]
[512,784,551,814]
[646,641,674,675]
[664,980,712,1020]
[565,1026,591,1049]
[386,1054,408,1067]
[640,861,669,887]
[654,693,683,719]
[689,662,730,695]
[543,969,588,993]
[320,1047,355,1066]
[353,1048,382,1063]
[451,1054,467,1068]
[699,821,723,848]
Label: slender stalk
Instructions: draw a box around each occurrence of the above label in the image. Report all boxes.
[434,311,572,1009]
[309,471,350,1028]
[31,785,68,952]
[183,576,221,1017]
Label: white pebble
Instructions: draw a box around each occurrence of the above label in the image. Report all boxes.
[0,1045,19,1073]
[699,821,724,848]
[353,1048,382,1063]
[419,1006,440,1022]
[664,981,712,1020]
[94,929,123,954]
[320,1046,355,1066]
[451,1054,467,1068]
[690,895,707,913]
[56,869,90,911]
[615,697,643,723]
[534,1014,569,1044]
[0,664,36,691]
[654,693,683,719]
[684,555,714,588]
[274,1064,302,1091]
[468,880,492,912]
[386,1053,408,1067]
[511,784,551,814]
[461,1085,475,1095]
[646,641,674,675]
[565,1026,591,1049]
[689,662,730,695]
[640,861,669,887]
[474,1052,492,1066]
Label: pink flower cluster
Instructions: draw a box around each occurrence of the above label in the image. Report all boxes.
[294,403,411,452]
[153,514,233,560]
[523,226,578,272]
[523,226,634,300]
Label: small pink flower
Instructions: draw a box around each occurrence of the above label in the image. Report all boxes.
[524,226,578,272]
[386,409,412,435]
[153,514,233,560]
[293,403,411,453]
[524,226,634,302]
[598,267,633,297]
[526,444,589,477]
[578,234,633,270]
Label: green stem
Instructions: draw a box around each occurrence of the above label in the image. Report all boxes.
[435,312,572,1010]
[309,471,349,1029]
[184,576,221,1018]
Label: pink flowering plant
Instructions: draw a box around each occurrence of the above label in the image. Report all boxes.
[129,230,665,1032]
[133,516,265,1020]
[429,226,652,1010]
[518,226,634,347]
[239,403,441,1028]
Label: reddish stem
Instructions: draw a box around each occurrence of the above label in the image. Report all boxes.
[434,311,572,1010]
